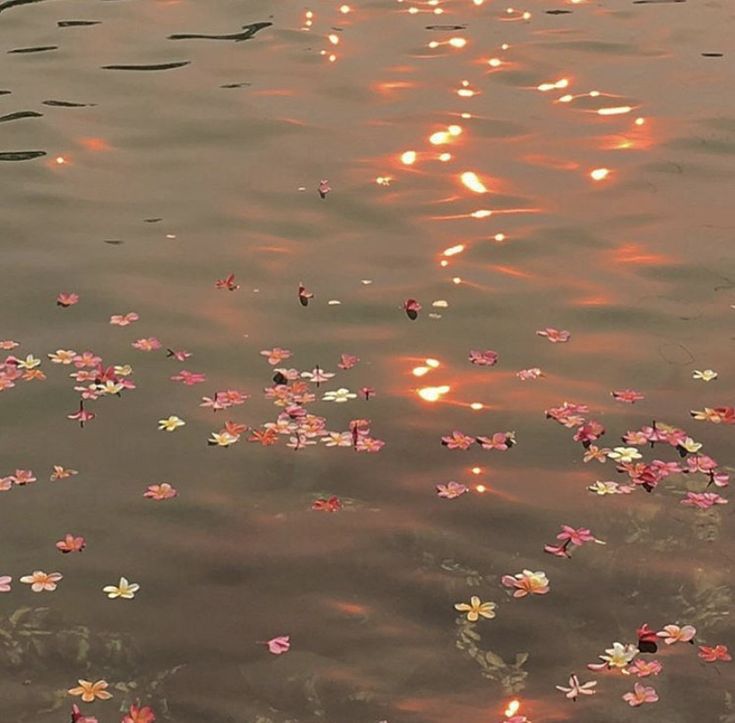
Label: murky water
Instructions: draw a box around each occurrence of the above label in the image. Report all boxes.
[1,0,734,721]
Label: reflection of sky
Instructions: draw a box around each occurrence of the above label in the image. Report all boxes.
[1,0,734,720]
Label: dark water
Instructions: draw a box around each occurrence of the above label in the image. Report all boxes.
[1,0,734,721]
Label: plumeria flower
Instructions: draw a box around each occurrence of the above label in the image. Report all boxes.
[693,369,718,381]
[468,350,498,366]
[170,370,206,385]
[403,298,421,319]
[68,679,113,702]
[57,292,79,307]
[476,432,516,451]
[555,674,597,701]
[144,483,177,500]
[537,327,570,343]
[441,431,475,450]
[312,496,342,511]
[501,570,550,597]
[322,388,357,403]
[12,469,36,485]
[265,635,291,654]
[592,642,638,670]
[260,347,292,365]
[454,596,496,621]
[517,367,542,380]
[20,570,63,592]
[158,416,185,431]
[587,480,635,495]
[56,534,86,553]
[623,683,659,707]
[612,389,645,403]
[122,704,156,723]
[698,644,731,662]
[71,703,99,723]
[48,349,77,364]
[17,354,41,370]
[301,367,335,385]
[656,624,695,645]
[436,481,469,499]
[355,436,385,452]
[114,364,134,376]
[215,273,239,291]
[321,431,353,447]
[337,353,359,369]
[208,431,240,447]
[110,312,139,326]
[132,337,161,351]
[626,659,662,677]
[573,421,605,444]
[583,445,610,463]
[607,447,642,463]
[166,348,192,362]
[103,577,139,599]
[679,436,704,454]
[0,576,12,592]
[681,492,728,509]
[0,340,19,349]
[691,407,735,425]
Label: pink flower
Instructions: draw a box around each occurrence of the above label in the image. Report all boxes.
[403,298,421,319]
[71,704,98,723]
[622,683,659,706]
[612,389,645,403]
[166,348,191,362]
[122,703,156,723]
[110,312,139,326]
[170,370,206,385]
[441,431,475,450]
[436,481,469,499]
[260,347,292,365]
[144,483,177,500]
[583,445,610,463]
[626,659,662,677]
[698,644,731,662]
[337,353,359,370]
[318,179,331,198]
[468,350,498,366]
[56,534,86,553]
[132,338,161,351]
[501,570,550,597]
[476,432,515,451]
[355,436,385,452]
[73,351,102,368]
[573,421,605,444]
[557,525,596,546]
[57,292,79,307]
[265,635,290,655]
[11,469,36,485]
[537,327,570,343]
[657,624,695,645]
[681,492,728,509]
[517,367,542,380]
[0,575,12,592]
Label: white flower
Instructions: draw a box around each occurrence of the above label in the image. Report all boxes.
[322,388,357,403]
[587,481,633,496]
[321,432,353,447]
[607,447,642,463]
[158,415,185,431]
[556,674,597,700]
[692,369,717,382]
[103,577,139,599]
[600,642,638,668]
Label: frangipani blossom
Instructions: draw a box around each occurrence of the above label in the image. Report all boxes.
[68,679,113,702]
[626,659,662,677]
[623,683,658,707]
[57,292,79,307]
[436,481,469,499]
[468,350,498,366]
[56,534,86,553]
[103,577,139,599]
[590,642,638,670]
[209,431,240,447]
[266,635,291,654]
[583,445,610,463]
[48,349,77,364]
[260,347,292,365]
[20,570,62,592]
[612,389,645,403]
[170,370,206,385]
[690,407,735,425]
[51,465,78,481]
[501,570,550,597]
[0,575,12,592]
[656,624,696,645]
[158,416,185,431]
[144,483,177,500]
[555,674,597,701]
[71,703,99,723]
[698,644,731,662]
[441,431,475,450]
[122,704,156,723]
[454,596,496,621]
[537,327,570,343]
[692,369,718,382]
[607,447,642,463]
[681,492,727,509]
[110,312,139,326]
[132,337,161,351]
[517,367,542,380]
[322,388,357,403]
[337,353,359,370]
[312,496,342,511]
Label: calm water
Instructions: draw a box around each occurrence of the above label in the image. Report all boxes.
[1,0,734,721]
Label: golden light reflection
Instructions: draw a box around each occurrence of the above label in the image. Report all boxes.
[590,167,610,181]
[505,700,521,717]
[438,152,452,162]
[55,156,67,165]
[470,402,484,410]
[475,484,487,492]
[412,366,430,377]
[538,78,569,92]
[597,105,633,116]
[339,4,351,12]
[460,171,488,193]
[449,37,467,48]
[418,385,450,402]
[376,176,392,186]
[400,150,417,165]
[328,33,340,45]
[443,244,465,256]
[471,467,482,474]
[425,358,440,367]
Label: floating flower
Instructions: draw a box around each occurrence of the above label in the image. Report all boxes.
[622,683,659,707]
[501,570,550,597]
[170,370,206,385]
[583,445,610,463]
[690,407,735,424]
[612,389,645,403]
[312,496,342,511]
[0,575,11,592]
[337,353,359,369]
[20,570,63,592]
[17,354,41,370]
[110,312,139,326]
[215,273,239,291]
[103,577,139,599]
[656,624,696,645]
[681,492,728,509]
[266,635,291,654]
[517,367,542,380]
[301,367,335,385]
[132,337,161,351]
[436,481,469,499]
[454,596,496,621]
[555,674,597,701]
[693,369,718,382]
[587,480,635,495]
[476,431,515,451]
[403,298,421,320]
[441,430,475,450]
[50,465,78,481]
[48,349,77,364]
[57,292,79,307]
[122,703,156,723]
[12,469,36,485]
[469,350,498,366]
[166,348,191,362]
[260,347,292,365]
[208,431,240,447]
[607,447,642,463]
[68,679,113,702]
[698,644,731,662]
[355,436,385,452]
[322,388,357,403]
[71,703,99,723]
[537,328,570,343]
[144,483,177,500]
[56,534,86,553]
[158,416,185,431]
[626,659,662,677]
[594,642,638,669]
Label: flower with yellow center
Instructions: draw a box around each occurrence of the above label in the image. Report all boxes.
[114,364,133,376]
[19,570,63,592]
[158,416,185,431]
[17,354,41,370]
[208,431,239,447]
[692,369,717,382]
[680,436,702,453]
[48,349,77,364]
[98,380,124,395]
[68,679,113,702]
[600,642,638,668]
[454,596,496,622]
[103,577,140,599]
[607,447,642,463]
